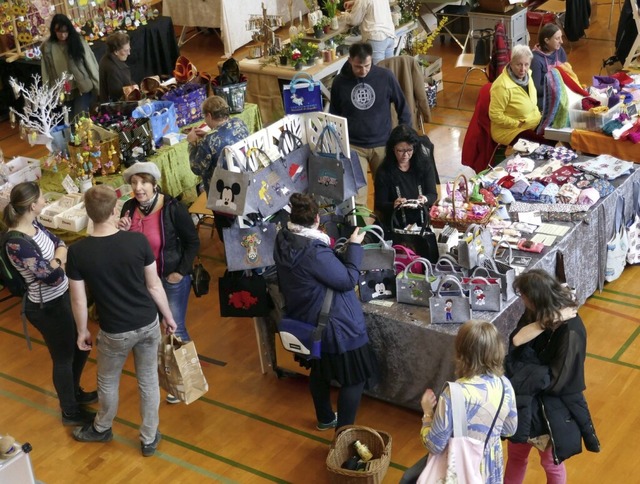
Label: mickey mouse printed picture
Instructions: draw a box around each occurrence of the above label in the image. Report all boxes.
[359,270,396,302]
[215,179,241,212]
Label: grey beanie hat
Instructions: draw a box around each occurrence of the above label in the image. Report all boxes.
[122,162,161,184]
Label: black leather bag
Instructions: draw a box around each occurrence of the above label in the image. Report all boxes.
[390,203,439,263]
[472,29,493,66]
[191,257,211,297]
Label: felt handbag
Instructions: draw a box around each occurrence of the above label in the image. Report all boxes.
[359,268,397,302]
[282,72,323,114]
[106,116,155,167]
[132,100,179,147]
[626,181,640,265]
[393,244,424,274]
[222,219,277,272]
[359,225,395,272]
[417,381,504,484]
[278,129,311,193]
[480,241,517,301]
[391,203,439,264]
[433,254,467,280]
[244,147,296,218]
[207,146,253,216]
[158,334,209,404]
[277,289,333,359]
[605,196,628,282]
[461,274,502,311]
[191,257,211,297]
[218,270,271,317]
[396,258,440,307]
[430,276,471,324]
[456,223,494,270]
[472,29,492,66]
[308,124,366,202]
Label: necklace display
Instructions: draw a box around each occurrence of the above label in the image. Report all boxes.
[138,192,159,216]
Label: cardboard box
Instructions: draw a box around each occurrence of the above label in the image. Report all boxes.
[478,0,517,13]
[57,203,88,232]
[38,194,83,229]
[1,157,41,185]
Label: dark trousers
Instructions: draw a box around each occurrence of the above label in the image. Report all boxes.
[309,368,365,430]
[25,291,90,414]
[400,454,429,484]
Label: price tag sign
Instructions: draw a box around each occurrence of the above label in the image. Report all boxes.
[134,20,140,27]
[62,175,80,194]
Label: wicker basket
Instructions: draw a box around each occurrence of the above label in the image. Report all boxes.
[326,425,392,484]
[430,174,494,231]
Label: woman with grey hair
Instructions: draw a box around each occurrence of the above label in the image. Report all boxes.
[488,44,545,146]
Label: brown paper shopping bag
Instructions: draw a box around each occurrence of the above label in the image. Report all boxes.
[158,334,209,404]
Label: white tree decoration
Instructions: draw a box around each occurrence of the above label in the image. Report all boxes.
[8,73,72,152]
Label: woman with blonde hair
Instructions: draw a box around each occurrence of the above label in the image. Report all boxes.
[401,319,518,484]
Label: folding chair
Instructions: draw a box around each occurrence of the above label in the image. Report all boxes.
[455,29,493,108]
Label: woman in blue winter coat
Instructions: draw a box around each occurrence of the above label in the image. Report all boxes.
[274,193,379,431]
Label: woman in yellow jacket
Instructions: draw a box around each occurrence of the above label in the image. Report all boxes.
[489,45,543,146]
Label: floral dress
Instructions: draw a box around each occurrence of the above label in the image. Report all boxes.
[421,374,518,484]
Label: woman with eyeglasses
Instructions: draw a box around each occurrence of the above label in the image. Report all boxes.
[374,124,439,228]
[99,31,134,102]
[41,14,99,118]
[504,269,600,484]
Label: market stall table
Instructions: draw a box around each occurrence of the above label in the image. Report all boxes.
[570,129,640,163]
[239,20,418,124]
[254,158,640,411]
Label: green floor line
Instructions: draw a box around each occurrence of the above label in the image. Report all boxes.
[601,288,640,300]
[586,352,640,371]
[0,299,21,314]
[0,385,282,483]
[610,325,640,362]
[589,295,640,310]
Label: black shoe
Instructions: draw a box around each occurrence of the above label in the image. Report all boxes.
[62,408,97,427]
[73,423,113,443]
[76,388,98,405]
[141,432,161,457]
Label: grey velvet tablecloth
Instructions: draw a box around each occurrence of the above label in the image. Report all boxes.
[257,163,639,411]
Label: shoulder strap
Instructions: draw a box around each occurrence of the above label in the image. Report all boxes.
[484,377,505,449]
[314,288,334,338]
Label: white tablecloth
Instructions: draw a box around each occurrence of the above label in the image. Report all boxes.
[164,0,310,57]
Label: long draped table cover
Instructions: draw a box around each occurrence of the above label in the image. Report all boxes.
[256,161,640,411]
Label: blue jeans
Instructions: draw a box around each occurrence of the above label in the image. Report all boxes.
[163,274,192,341]
[369,37,395,64]
[94,318,161,444]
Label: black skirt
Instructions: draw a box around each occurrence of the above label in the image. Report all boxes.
[296,343,379,388]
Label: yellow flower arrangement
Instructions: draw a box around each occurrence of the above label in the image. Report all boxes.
[408,16,448,57]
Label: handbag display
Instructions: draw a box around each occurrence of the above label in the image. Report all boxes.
[456,223,494,270]
[461,274,502,312]
[277,288,333,359]
[282,72,323,114]
[391,203,439,264]
[396,258,440,307]
[429,276,471,324]
[132,100,179,147]
[161,82,207,127]
[277,129,311,193]
[106,116,155,168]
[626,181,640,265]
[605,196,628,282]
[393,244,424,274]
[359,268,396,302]
[191,257,211,297]
[433,254,467,280]
[222,219,276,272]
[218,270,271,317]
[307,124,366,203]
[157,334,209,405]
[417,380,505,484]
[207,147,252,216]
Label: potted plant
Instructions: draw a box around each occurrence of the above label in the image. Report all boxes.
[318,16,331,34]
[324,0,340,29]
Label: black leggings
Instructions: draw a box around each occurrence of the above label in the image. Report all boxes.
[25,291,90,414]
[309,368,365,430]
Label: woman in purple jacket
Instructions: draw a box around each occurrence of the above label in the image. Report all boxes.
[274,193,379,431]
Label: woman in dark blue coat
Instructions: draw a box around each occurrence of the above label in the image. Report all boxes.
[274,193,378,431]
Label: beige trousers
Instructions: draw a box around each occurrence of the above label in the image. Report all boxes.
[351,145,386,208]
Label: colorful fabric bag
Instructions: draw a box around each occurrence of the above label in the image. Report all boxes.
[605,196,628,282]
[161,82,207,127]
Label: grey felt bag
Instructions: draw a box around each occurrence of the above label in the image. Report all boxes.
[396,258,440,307]
[429,275,472,324]
[457,223,494,269]
[207,146,253,217]
[360,225,395,272]
[222,219,277,272]
[480,240,516,301]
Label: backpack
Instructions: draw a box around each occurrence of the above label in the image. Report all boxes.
[0,230,42,297]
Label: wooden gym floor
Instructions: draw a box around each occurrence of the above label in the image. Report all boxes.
[0,2,639,482]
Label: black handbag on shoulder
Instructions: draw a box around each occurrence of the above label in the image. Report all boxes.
[191,257,211,297]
